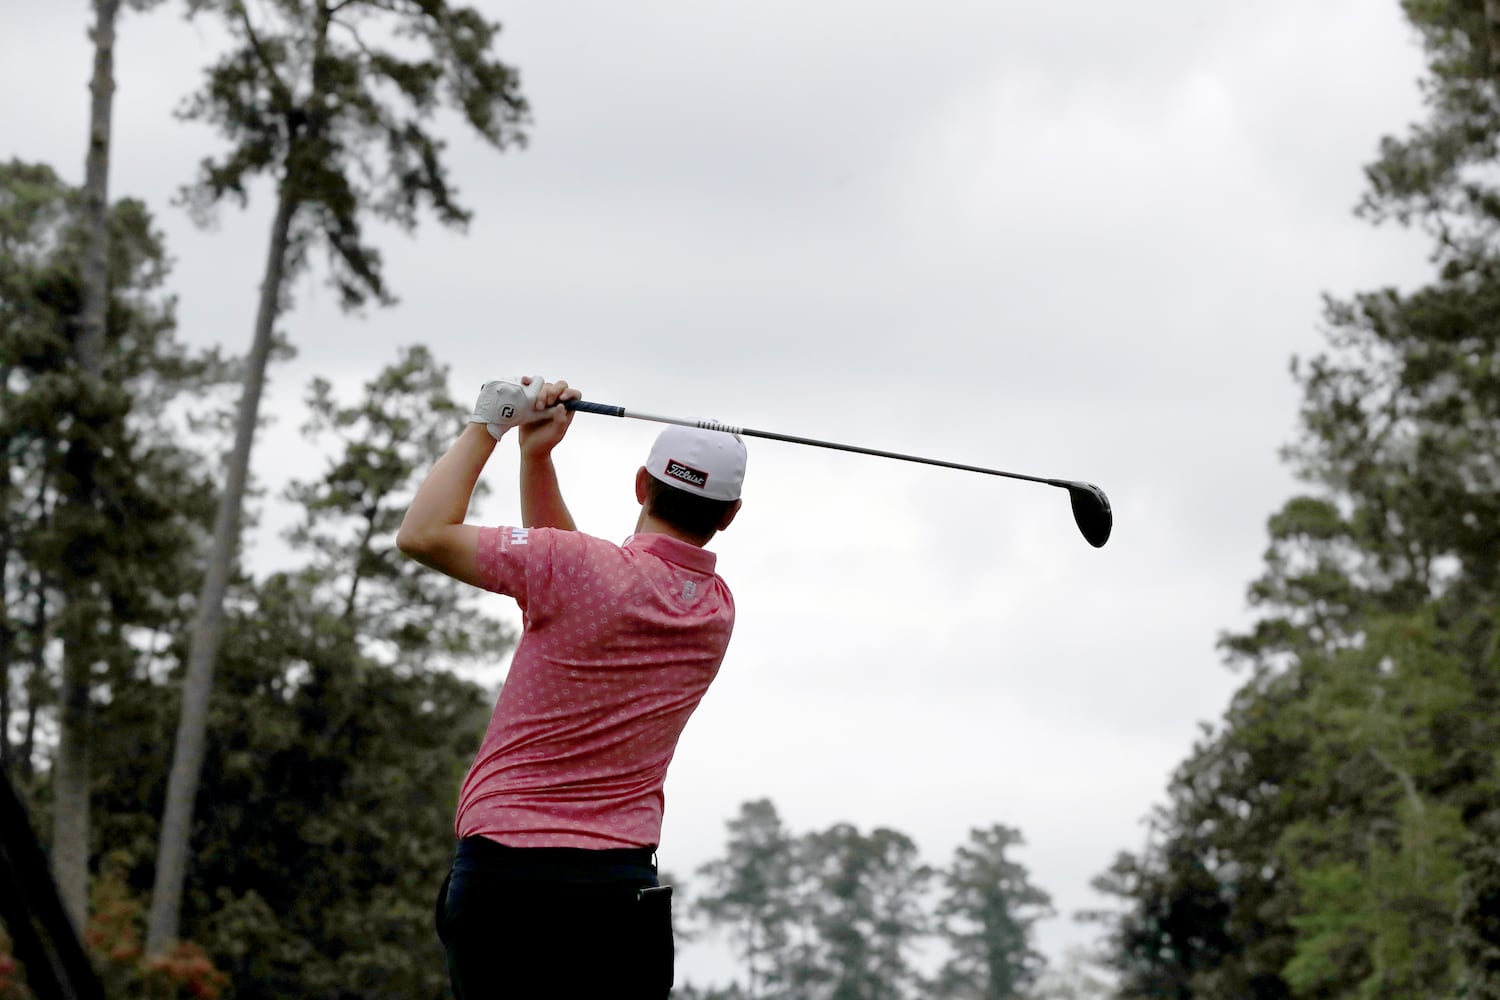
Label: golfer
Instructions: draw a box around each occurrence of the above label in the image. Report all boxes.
[397,375,746,999]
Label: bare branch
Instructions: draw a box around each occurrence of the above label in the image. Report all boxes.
[330,12,374,59]
[233,0,295,111]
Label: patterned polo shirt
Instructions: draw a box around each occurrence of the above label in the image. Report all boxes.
[454,526,735,849]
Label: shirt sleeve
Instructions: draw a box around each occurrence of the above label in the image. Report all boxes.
[476,526,555,618]
[476,527,611,624]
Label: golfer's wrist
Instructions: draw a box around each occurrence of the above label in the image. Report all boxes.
[463,421,499,447]
[518,443,557,466]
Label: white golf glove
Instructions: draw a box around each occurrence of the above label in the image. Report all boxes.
[470,376,545,440]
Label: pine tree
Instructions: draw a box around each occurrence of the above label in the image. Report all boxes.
[148,0,529,954]
[1094,3,1500,994]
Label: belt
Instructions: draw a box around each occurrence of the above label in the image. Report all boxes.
[453,835,658,885]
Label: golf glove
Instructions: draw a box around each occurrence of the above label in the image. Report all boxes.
[470,376,545,440]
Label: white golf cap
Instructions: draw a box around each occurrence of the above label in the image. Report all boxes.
[645,425,747,502]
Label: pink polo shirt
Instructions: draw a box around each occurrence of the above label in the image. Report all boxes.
[455,526,735,849]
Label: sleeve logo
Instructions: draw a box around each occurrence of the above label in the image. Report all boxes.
[509,528,530,546]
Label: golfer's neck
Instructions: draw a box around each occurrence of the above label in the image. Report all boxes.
[634,512,712,548]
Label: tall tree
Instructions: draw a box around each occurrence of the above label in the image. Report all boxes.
[1095,277,1500,1000]
[0,158,231,983]
[798,822,932,1000]
[1093,2,1500,995]
[934,824,1053,1000]
[52,0,169,931]
[695,799,805,999]
[51,0,122,929]
[695,804,937,1000]
[0,160,75,780]
[185,354,503,997]
[693,803,1057,999]
[284,345,512,668]
[73,348,507,997]
[148,0,529,955]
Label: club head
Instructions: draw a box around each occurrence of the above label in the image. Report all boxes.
[1063,482,1112,548]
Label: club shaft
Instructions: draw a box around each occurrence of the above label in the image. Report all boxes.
[563,398,1062,489]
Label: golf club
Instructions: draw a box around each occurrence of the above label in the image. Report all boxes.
[561,399,1112,548]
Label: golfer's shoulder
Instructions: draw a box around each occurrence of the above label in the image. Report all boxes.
[523,526,607,549]
[539,527,634,568]
[485,525,618,563]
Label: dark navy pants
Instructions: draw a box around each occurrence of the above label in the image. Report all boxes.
[435,837,673,999]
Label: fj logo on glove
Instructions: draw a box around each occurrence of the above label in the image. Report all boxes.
[501,404,514,419]
[664,460,708,489]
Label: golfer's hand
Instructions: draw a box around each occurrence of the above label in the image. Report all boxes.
[471,376,545,440]
[518,379,582,457]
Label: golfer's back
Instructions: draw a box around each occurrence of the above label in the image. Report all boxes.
[454,525,734,849]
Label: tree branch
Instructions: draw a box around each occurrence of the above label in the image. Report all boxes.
[234,0,296,112]
[330,13,375,60]
[1367,745,1424,818]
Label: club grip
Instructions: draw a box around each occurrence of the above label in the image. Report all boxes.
[563,399,625,418]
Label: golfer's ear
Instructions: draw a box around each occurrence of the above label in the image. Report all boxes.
[635,467,651,505]
[717,499,742,532]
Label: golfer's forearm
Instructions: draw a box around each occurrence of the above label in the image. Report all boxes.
[520,451,576,531]
[398,424,495,551]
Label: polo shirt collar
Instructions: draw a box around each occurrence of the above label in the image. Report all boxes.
[624,532,717,574]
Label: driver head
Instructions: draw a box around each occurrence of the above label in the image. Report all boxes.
[1066,483,1112,548]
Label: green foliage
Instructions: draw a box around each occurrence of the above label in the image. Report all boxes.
[691,802,1051,1000]
[285,344,513,668]
[1,158,230,774]
[936,824,1054,1000]
[0,153,239,1000]
[1093,3,1500,996]
[1367,2,1500,248]
[84,855,232,1000]
[9,0,532,986]
[140,352,505,999]
[148,0,528,953]
[693,799,803,997]
[798,823,932,1000]
[175,0,529,309]
[1456,809,1500,994]
[5,292,507,995]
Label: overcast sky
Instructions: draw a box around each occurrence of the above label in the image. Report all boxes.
[3,0,1439,988]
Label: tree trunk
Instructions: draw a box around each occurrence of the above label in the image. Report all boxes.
[77,0,116,379]
[1487,0,1500,73]
[1,359,12,767]
[21,571,45,780]
[1,447,11,767]
[0,556,10,766]
[341,500,385,623]
[49,613,93,935]
[51,0,121,933]
[145,183,297,956]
